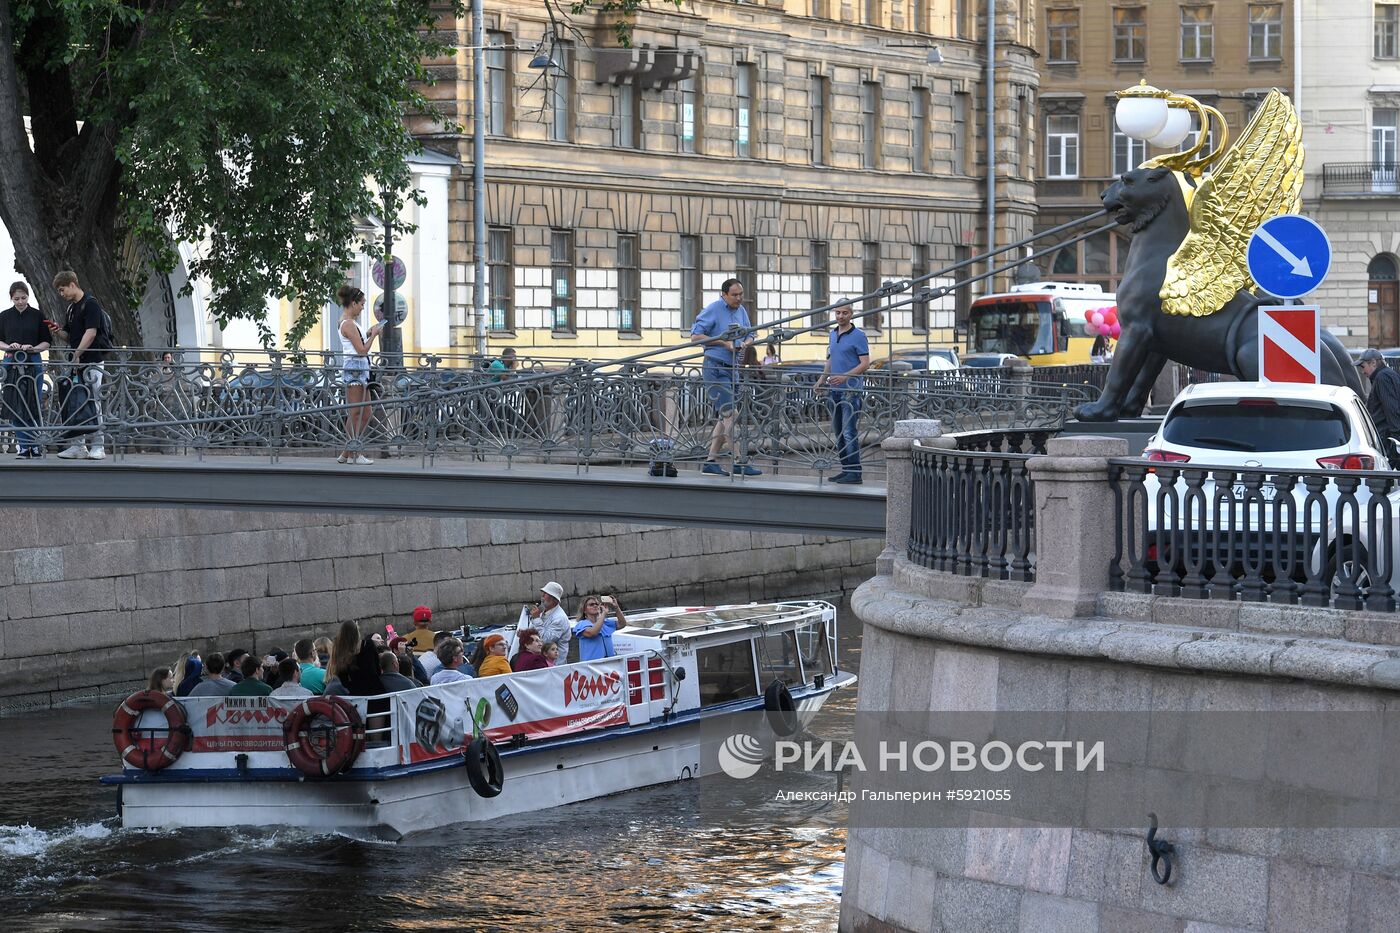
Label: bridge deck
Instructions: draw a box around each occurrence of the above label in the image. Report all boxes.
[0,455,886,538]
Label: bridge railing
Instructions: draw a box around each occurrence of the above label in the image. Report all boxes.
[0,349,1094,480]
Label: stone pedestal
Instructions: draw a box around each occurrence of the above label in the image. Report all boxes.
[1022,435,1129,619]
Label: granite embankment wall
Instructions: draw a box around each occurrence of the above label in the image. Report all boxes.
[0,509,878,709]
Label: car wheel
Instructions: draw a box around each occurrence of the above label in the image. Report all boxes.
[1325,540,1373,591]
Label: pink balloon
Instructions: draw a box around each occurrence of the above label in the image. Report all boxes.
[1109,322,1122,339]
[1083,323,1097,337]
[1084,309,1095,322]
[1102,308,1118,326]
[1090,311,1104,327]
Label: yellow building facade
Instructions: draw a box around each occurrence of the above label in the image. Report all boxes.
[412,0,1040,363]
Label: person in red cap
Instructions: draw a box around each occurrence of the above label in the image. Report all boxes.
[404,605,436,653]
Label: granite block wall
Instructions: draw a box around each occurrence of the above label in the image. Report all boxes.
[0,508,877,709]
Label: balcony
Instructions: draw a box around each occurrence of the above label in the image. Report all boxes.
[1321,162,1400,197]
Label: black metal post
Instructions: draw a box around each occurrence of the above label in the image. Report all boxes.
[381,192,403,368]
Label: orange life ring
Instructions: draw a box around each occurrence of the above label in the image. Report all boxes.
[282,696,365,777]
[112,690,191,771]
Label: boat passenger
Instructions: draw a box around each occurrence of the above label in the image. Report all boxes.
[476,635,512,678]
[389,636,430,684]
[294,639,325,695]
[466,638,488,677]
[228,656,272,696]
[270,658,313,699]
[332,622,385,696]
[148,667,174,693]
[543,643,560,667]
[313,636,333,670]
[418,632,448,681]
[173,652,201,697]
[511,629,550,673]
[430,637,474,685]
[188,653,237,697]
[573,595,627,662]
[530,581,572,663]
[378,651,419,692]
[404,605,436,653]
[224,648,249,683]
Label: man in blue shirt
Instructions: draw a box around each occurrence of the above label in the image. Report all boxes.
[689,278,761,476]
[816,302,871,484]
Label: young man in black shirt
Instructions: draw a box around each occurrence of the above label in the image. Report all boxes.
[0,281,50,458]
[45,270,112,460]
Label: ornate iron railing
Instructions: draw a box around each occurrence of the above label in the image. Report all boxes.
[0,348,1094,480]
[908,439,1036,579]
[1321,162,1400,197]
[1109,458,1399,611]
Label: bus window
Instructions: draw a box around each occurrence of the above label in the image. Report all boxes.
[971,300,1054,356]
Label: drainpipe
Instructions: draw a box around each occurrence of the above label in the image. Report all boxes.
[1293,0,1303,118]
[985,0,996,293]
[472,0,488,357]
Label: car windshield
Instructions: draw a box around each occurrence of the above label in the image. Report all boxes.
[1162,402,1351,452]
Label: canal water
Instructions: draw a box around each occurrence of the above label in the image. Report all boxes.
[0,594,862,932]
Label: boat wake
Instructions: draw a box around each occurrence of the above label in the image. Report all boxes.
[0,820,113,859]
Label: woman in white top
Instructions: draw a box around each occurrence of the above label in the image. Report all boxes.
[336,285,383,464]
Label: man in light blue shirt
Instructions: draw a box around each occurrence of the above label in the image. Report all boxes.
[816,302,871,484]
[689,278,761,476]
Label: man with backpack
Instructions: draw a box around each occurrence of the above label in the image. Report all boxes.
[46,270,114,460]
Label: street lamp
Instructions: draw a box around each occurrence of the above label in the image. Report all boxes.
[1114,80,1227,177]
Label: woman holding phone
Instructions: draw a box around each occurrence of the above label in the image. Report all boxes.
[336,285,382,465]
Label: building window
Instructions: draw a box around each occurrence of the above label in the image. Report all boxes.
[551,43,573,142]
[679,75,701,153]
[810,241,829,327]
[862,241,882,331]
[736,63,756,158]
[811,75,829,165]
[1180,6,1213,62]
[617,234,640,334]
[680,235,702,329]
[861,81,882,170]
[1046,8,1079,63]
[1046,114,1079,178]
[1378,4,1400,59]
[487,227,514,332]
[911,86,929,173]
[1113,7,1146,62]
[912,244,929,333]
[909,0,926,33]
[486,33,511,136]
[1374,109,1398,168]
[1112,130,1147,176]
[1249,3,1282,60]
[736,236,758,319]
[551,229,575,333]
[953,91,969,174]
[1189,110,1215,167]
[813,0,831,17]
[617,84,642,149]
[866,0,881,28]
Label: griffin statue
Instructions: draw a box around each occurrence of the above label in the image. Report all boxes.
[1073,87,1363,422]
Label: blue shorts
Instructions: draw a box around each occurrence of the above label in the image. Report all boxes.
[343,361,370,385]
[703,358,735,413]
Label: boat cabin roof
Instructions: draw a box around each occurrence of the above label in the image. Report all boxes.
[619,601,828,641]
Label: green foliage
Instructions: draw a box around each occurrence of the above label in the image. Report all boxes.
[10,0,460,348]
[568,0,684,47]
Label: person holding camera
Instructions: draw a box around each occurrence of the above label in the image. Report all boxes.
[572,594,628,662]
[529,581,572,664]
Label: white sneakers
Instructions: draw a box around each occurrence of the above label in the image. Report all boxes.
[336,454,348,464]
[337,453,373,465]
[57,444,107,460]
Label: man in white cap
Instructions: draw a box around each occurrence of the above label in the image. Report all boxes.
[530,581,572,664]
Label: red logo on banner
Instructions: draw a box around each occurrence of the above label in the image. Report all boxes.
[563,670,622,706]
[1258,306,1321,384]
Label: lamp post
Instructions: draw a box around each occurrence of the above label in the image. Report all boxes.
[380,191,402,368]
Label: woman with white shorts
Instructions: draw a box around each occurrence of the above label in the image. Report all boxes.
[336,285,383,464]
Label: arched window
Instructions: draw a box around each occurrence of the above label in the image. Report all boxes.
[1046,230,1131,292]
[1369,254,1398,281]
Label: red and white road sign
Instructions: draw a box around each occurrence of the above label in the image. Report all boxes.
[1257,305,1321,384]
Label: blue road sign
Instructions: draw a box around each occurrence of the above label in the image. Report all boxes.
[1246,215,1331,300]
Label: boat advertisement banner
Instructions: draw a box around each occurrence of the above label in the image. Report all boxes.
[399,658,631,763]
[178,695,294,753]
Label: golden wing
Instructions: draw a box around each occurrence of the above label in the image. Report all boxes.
[1158,90,1304,317]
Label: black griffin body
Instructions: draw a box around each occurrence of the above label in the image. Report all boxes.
[1072,166,1362,422]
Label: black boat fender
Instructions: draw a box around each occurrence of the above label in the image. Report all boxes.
[464,735,505,798]
[764,680,799,737]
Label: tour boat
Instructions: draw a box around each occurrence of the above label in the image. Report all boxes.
[102,600,855,839]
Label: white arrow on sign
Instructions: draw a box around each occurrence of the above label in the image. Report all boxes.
[1254,226,1313,278]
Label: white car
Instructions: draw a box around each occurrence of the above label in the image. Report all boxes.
[1138,382,1394,592]
[1145,382,1387,471]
